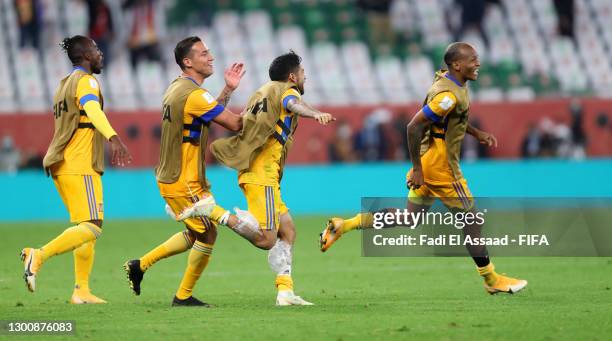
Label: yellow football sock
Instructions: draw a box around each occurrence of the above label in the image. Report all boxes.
[74,240,96,292]
[40,222,101,261]
[209,205,228,224]
[342,213,374,232]
[477,263,499,286]
[275,274,294,292]
[175,241,213,300]
[140,230,194,271]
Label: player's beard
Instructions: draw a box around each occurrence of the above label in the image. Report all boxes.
[91,56,103,74]
[92,63,102,74]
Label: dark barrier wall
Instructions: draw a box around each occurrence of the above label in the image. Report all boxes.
[1,99,611,167]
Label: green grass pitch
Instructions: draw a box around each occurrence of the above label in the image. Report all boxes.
[1,217,611,340]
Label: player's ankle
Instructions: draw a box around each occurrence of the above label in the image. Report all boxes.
[73,284,90,293]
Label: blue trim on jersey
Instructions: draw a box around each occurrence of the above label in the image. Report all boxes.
[182,76,200,86]
[73,66,88,73]
[195,104,225,124]
[423,104,442,123]
[282,95,298,112]
[445,73,463,87]
[281,116,292,139]
[189,125,201,138]
[79,94,100,106]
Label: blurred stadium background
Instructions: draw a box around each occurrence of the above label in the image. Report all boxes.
[0,0,611,220]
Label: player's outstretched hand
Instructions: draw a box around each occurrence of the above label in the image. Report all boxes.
[110,135,132,167]
[407,168,424,190]
[477,131,498,148]
[224,62,246,91]
[314,113,336,125]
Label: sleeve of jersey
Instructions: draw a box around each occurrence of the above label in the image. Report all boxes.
[188,90,225,124]
[281,88,301,112]
[83,101,117,140]
[76,75,101,107]
[422,92,457,123]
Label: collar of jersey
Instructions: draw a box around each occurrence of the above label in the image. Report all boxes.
[445,73,464,87]
[72,66,88,73]
[181,75,200,86]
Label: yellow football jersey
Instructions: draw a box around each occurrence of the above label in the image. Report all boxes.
[51,67,103,176]
[419,90,458,183]
[238,88,301,186]
[408,72,475,210]
[423,91,458,123]
[158,87,224,197]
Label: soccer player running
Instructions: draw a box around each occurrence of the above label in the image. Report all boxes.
[180,51,335,306]
[319,42,527,294]
[21,35,132,303]
[123,36,257,307]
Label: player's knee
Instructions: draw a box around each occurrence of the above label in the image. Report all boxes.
[279,214,296,243]
[202,226,217,244]
[191,227,217,244]
[279,228,295,244]
[253,234,276,250]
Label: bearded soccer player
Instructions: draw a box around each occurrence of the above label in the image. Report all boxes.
[319,42,527,294]
[180,51,335,305]
[123,36,259,307]
[21,35,132,303]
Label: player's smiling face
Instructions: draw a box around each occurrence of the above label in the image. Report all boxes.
[462,47,480,81]
[187,41,214,78]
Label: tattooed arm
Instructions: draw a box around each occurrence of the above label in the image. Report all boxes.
[217,63,246,106]
[286,97,335,125]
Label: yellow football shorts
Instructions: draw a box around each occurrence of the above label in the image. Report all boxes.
[240,183,289,231]
[408,177,474,211]
[53,174,104,223]
[163,187,217,233]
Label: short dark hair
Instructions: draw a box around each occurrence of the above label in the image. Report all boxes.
[60,35,92,64]
[174,36,201,70]
[269,50,302,81]
[443,42,472,67]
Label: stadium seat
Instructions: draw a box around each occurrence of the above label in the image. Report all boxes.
[244,10,278,85]
[105,55,138,111]
[311,42,350,104]
[375,56,415,104]
[0,0,610,111]
[42,50,71,100]
[405,55,435,99]
[507,87,536,102]
[277,25,309,57]
[340,41,382,105]
[415,0,451,48]
[0,50,16,113]
[476,87,504,102]
[14,48,47,112]
[1,0,19,50]
[62,0,88,37]
[135,62,166,110]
